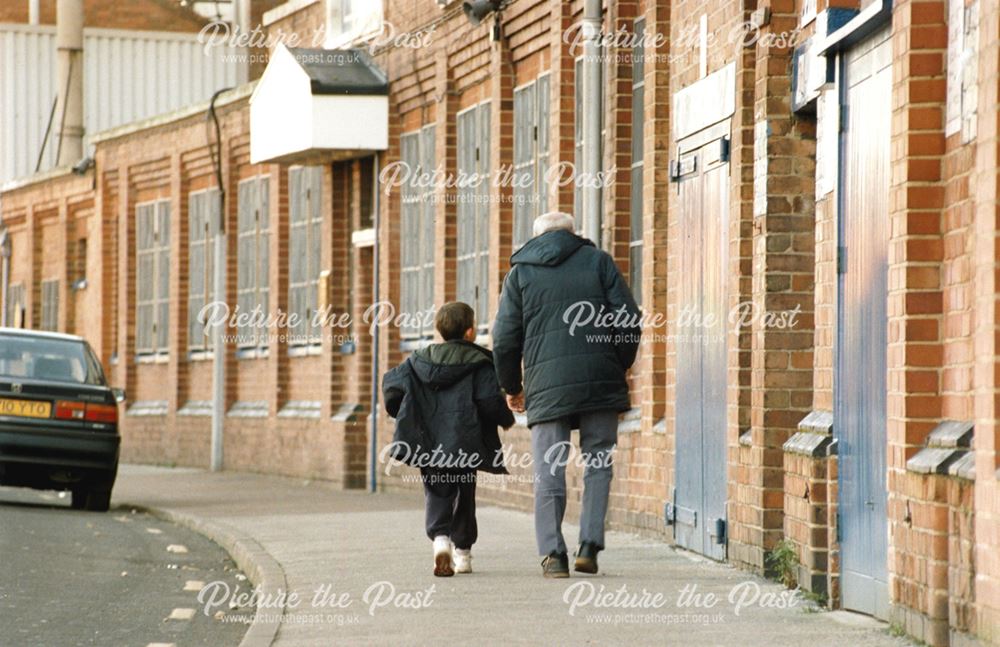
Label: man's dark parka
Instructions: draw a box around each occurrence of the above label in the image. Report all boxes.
[491,229,641,428]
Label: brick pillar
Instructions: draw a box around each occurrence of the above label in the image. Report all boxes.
[603,0,638,265]
[971,0,1000,638]
[885,0,947,637]
[642,0,670,429]
[727,3,762,571]
[116,167,134,401]
[546,0,577,216]
[270,167,289,418]
[738,2,817,572]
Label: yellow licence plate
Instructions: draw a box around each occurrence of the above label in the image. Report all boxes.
[0,398,52,419]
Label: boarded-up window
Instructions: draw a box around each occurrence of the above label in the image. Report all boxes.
[573,55,607,234]
[630,19,645,305]
[188,189,219,352]
[288,166,323,345]
[237,176,270,349]
[5,283,24,327]
[457,102,491,328]
[513,75,550,248]
[400,125,437,339]
[136,199,171,355]
[40,279,59,331]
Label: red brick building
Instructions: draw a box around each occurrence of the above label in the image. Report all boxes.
[2,0,999,643]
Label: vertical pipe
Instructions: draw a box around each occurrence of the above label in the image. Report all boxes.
[208,89,230,473]
[581,0,602,244]
[211,191,226,471]
[28,0,40,25]
[369,152,380,493]
[0,228,9,328]
[55,0,83,167]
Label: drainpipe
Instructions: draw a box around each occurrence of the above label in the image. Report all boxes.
[0,228,10,328]
[208,89,231,472]
[581,0,602,244]
[55,0,84,167]
[369,153,380,493]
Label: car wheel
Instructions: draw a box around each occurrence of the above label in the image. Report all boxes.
[70,488,88,510]
[84,486,112,512]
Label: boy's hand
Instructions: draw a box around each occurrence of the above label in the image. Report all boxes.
[506,392,525,413]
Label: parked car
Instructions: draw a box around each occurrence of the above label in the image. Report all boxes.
[0,328,122,511]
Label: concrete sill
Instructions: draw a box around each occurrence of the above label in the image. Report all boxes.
[135,353,169,365]
[287,344,322,358]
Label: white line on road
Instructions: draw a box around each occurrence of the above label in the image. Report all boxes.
[166,544,188,553]
[168,608,195,620]
[183,580,205,591]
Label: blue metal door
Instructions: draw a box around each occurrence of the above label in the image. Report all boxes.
[673,136,729,561]
[836,25,891,619]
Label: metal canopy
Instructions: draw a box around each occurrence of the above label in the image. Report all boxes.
[286,48,389,96]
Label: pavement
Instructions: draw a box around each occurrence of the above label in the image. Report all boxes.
[113,464,915,647]
[0,485,248,647]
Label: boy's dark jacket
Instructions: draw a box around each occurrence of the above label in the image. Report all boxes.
[382,340,514,474]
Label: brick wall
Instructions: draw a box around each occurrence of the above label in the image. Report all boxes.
[3,0,1000,643]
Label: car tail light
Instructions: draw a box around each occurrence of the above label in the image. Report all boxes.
[54,400,118,424]
[85,403,118,424]
[55,400,86,420]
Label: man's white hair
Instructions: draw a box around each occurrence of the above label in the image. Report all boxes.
[533,211,576,237]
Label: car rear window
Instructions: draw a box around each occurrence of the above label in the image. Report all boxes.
[0,334,105,385]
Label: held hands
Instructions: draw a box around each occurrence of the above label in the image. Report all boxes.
[506,392,525,414]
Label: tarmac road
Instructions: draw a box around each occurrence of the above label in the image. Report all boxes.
[0,485,250,647]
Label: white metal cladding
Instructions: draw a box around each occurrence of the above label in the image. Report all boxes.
[0,24,245,185]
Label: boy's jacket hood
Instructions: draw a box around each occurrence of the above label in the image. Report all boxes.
[510,229,594,267]
[410,340,492,390]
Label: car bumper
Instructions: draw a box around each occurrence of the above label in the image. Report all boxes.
[0,423,120,472]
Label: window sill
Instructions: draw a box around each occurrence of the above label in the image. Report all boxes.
[187,350,215,362]
[135,353,169,364]
[236,347,270,360]
[288,344,322,358]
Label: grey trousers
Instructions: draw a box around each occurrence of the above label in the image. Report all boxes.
[531,410,618,556]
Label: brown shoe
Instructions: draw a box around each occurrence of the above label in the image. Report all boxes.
[574,542,600,574]
[542,552,570,578]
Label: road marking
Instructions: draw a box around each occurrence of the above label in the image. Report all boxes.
[168,608,196,621]
[166,544,188,554]
[146,527,163,534]
[183,580,205,591]
[146,643,176,647]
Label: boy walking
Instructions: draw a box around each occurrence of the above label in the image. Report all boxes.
[383,302,515,576]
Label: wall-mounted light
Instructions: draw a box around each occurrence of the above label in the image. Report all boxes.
[463,0,502,27]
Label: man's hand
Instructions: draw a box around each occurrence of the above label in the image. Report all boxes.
[506,392,525,414]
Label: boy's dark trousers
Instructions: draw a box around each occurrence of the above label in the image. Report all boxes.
[421,468,477,550]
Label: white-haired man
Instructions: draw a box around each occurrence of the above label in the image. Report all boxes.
[492,212,641,578]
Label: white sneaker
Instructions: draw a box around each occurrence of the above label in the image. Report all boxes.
[433,535,454,577]
[454,548,472,574]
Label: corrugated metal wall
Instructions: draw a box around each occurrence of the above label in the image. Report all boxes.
[0,23,246,185]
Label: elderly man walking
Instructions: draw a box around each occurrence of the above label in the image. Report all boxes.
[492,212,641,578]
